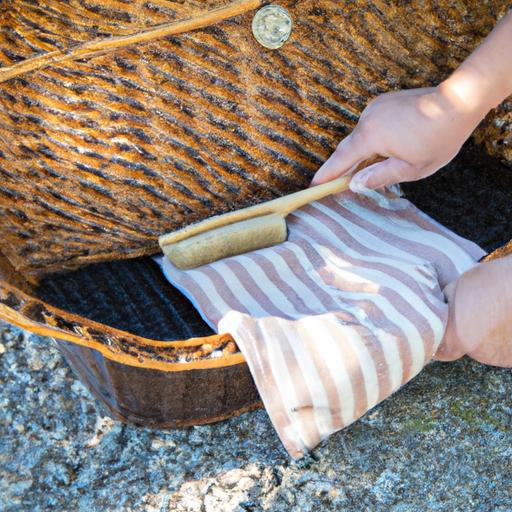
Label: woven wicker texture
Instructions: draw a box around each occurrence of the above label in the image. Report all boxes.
[0,1,510,279]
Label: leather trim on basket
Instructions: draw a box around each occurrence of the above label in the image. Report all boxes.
[482,239,512,262]
[1,241,510,371]
[0,280,246,372]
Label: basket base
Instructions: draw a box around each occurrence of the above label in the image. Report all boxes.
[6,140,511,430]
[56,338,262,428]
[37,257,213,341]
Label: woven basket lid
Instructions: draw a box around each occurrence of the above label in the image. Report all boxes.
[0,0,510,280]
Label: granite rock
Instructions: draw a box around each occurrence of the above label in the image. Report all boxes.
[0,321,511,511]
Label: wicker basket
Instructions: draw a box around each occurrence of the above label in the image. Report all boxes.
[0,0,511,427]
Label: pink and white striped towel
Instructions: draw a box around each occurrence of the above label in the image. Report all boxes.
[158,187,485,458]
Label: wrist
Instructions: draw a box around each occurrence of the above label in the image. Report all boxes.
[437,67,496,122]
[438,10,512,117]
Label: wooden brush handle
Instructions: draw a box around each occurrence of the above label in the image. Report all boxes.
[274,175,352,214]
[159,176,349,246]
[159,158,381,247]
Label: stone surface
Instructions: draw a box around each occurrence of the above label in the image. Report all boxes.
[1,320,511,511]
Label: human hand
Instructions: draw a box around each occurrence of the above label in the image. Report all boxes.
[312,9,512,189]
[434,255,512,367]
[311,85,488,189]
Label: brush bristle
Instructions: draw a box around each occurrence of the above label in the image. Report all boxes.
[162,214,287,269]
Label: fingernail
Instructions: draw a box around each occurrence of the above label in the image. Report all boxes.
[350,170,370,191]
[310,169,327,187]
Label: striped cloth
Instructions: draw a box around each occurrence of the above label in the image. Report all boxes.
[158,188,485,458]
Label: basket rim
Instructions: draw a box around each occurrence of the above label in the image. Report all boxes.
[0,279,246,372]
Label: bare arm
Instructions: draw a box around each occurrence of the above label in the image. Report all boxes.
[444,8,512,117]
[311,10,512,189]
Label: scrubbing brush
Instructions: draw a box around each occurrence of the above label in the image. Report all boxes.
[159,167,363,269]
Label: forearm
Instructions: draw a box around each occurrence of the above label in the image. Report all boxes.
[439,9,512,118]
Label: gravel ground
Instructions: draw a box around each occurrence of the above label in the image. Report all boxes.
[0,320,511,512]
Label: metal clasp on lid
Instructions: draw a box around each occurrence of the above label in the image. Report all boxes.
[252,4,292,50]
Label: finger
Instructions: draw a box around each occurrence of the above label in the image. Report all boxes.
[433,327,467,361]
[433,316,466,362]
[350,157,415,190]
[467,342,512,368]
[432,342,466,362]
[433,281,465,362]
[311,133,374,186]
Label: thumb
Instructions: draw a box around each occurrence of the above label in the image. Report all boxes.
[350,157,415,190]
[311,133,373,186]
